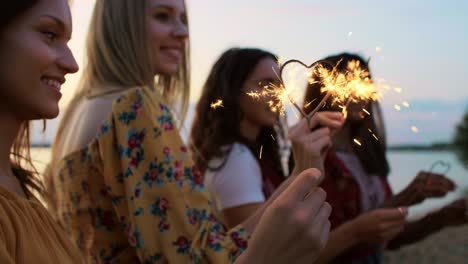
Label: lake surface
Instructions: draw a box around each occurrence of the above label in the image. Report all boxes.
[386,151,467,219]
[31,148,467,219]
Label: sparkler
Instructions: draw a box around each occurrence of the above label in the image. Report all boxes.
[247,57,383,126]
[210,99,224,109]
[307,59,383,119]
[353,138,362,146]
[368,128,379,141]
[246,59,315,118]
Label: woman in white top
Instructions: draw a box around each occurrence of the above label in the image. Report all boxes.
[190,48,344,227]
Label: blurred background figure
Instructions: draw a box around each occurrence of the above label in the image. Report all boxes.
[302,52,468,264]
[191,47,343,227]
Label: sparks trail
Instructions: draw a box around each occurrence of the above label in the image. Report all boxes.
[210,99,224,109]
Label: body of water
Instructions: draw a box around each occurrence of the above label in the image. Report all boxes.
[31,148,467,219]
[387,151,468,219]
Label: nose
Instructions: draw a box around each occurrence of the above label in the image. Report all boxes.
[58,45,79,74]
[173,20,188,39]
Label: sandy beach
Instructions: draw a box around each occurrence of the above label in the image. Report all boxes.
[384,225,468,263]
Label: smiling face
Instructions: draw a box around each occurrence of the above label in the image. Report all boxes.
[147,0,188,76]
[0,0,78,121]
[240,57,280,128]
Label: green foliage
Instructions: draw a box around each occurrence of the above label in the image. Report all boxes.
[453,110,468,165]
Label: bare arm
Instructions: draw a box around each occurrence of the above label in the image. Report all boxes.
[383,171,455,208]
[387,213,442,250]
[315,221,358,264]
[388,198,468,250]
[221,203,263,229]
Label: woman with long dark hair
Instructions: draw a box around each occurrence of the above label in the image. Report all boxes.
[304,52,468,263]
[191,47,344,228]
[0,0,83,262]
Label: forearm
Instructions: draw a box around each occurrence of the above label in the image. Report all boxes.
[383,189,420,208]
[315,221,359,264]
[387,212,443,250]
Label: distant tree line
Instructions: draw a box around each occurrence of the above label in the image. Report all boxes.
[454,110,468,165]
[388,143,454,151]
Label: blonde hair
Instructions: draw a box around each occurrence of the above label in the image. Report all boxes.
[54,0,190,154]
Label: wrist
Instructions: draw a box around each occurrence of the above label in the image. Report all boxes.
[340,220,361,246]
[234,248,252,264]
[235,239,268,264]
[391,189,411,207]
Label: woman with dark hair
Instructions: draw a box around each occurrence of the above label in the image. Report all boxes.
[191,47,344,228]
[303,52,468,263]
[0,0,83,262]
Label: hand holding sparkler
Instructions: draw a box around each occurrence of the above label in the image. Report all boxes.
[383,168,456,208]
[289,111,344,175]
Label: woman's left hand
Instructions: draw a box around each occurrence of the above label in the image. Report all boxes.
[384,171,456,207]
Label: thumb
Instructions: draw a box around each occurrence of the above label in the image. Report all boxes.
[279,168,322,203]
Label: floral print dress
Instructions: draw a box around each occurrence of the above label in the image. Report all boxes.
[48,87,248,263]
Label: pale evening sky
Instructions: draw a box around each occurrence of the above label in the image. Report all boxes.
[32,0,468,145]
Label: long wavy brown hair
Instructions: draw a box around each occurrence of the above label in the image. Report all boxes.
[190,47,288,177]
[1,0,44,199]
[303,52,390,177]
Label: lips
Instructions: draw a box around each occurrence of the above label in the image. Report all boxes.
[161,46,182,61]
[41,76,65,95]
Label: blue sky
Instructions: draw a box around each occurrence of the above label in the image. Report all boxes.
[32,0,468,145]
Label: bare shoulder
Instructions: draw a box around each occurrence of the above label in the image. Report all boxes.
[58,92,124,157]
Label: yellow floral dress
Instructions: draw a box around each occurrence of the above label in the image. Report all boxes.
[48,87,249,263]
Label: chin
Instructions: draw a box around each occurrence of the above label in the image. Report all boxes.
[261,117,278,127]
[158,63,179,76]
[38,105,60,119]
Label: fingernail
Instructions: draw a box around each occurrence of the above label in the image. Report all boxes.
[398,207,408,215]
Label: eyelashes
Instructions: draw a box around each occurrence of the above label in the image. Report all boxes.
[42,30,58,41]
[153,10,188,26]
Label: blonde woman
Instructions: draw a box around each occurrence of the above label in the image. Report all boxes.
[46,0,332,263]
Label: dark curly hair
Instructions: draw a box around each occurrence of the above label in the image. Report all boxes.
[303,52,390,177]
[190,47,288,177]
[1,0,44,199]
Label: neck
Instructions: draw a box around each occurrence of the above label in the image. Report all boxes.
[0,109,26,197]
[240,119,261,143]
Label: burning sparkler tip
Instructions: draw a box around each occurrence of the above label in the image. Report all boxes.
[210,99,224,109]
[353,138,362,146]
